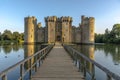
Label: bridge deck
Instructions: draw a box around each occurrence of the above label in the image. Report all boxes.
[32,44,84,80]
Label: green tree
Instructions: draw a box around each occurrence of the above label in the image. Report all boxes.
[111,24,120,38]
[95,33,104,43]
[2,30,13,40]
[103,28,111,43]
[13,31,19,41]
[110,24,120,43]
[19,33,24,40]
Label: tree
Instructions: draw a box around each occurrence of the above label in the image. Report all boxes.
[95,33,104,43]
[103,28,110,43]
[2,30,13,40]
[111,24,120,38]
[19,33,24,40]
[13,32,19,41]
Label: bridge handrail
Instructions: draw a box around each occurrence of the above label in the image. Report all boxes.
[0,44,54,80]
[63,44,120,80]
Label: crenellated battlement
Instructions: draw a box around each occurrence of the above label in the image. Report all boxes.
[81,15,95,24]
[45,16,57,22]
[60,16,72,22]
[25,16,37,21]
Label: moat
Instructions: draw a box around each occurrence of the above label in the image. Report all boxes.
[0,44,120,80]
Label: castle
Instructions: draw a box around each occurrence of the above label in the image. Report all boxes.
[24,15,95,44]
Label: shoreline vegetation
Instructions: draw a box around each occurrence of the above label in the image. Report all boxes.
[0,29,24,45]
[95,24,120,44]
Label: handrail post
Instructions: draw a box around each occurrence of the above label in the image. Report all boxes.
[29,59,32,79]
[83,60,86,77]
[2,75,7,80]
[35,56,37,72]
[75,53,77,66]
[41,51,43,63]
[39,53,41,67]
[42,49,45,60]
[20,64,23,80]
[91,64,95,80]
[72,50,75,63]
[78,60,81,72]
[107,74,112,80]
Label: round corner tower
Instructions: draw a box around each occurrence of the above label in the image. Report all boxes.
[89,17,95,43]
[81,16,95,44]
[24,16,37,44]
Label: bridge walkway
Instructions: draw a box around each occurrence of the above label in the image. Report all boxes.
[31,43,84,80]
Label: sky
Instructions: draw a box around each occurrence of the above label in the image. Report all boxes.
[0,0,120,33]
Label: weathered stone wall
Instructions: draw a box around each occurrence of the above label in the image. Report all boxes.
[81,15,95,44]
[74,27,81,43]
[44,16,72,43]
[24,15,95,44]
[71,26,76,43]
[45,16,56,43]
[56,18,62,42]
[61,16,72,43]
[44,27,48,43]
[24,16,37,44]
[37,27,45,43]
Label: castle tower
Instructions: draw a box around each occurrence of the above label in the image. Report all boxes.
[45,16,57,43]
[81,15,95,44]
[24,16,37,44]
[61,16,72,43]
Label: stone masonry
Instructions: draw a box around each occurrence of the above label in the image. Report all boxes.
[24,15,95,44]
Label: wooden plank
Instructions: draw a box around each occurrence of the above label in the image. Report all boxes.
[32,43,84,80]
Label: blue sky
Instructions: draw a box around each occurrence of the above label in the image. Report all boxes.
[0,0,120,33]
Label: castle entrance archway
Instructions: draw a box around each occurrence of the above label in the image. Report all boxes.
[56,36,61,42]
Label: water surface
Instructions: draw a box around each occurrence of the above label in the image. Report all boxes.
[71,44,120,80]
[0,44,120,80]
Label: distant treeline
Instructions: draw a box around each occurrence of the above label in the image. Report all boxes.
[95,24,120,44]
[0,29,24,43]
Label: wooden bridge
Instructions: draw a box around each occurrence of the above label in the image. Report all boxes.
[32,43,84,80]
[0,43,120,80]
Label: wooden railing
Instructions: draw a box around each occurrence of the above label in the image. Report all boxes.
[0,44,54,80]
[63,44,120,80]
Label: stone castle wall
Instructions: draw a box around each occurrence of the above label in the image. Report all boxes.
[81,15,95,44]
[74,27,81,43]
[24,15,95,44]
[45,16,56,43]
[37,27,45,43]
[24,16,37,44]
[61,16,72,43]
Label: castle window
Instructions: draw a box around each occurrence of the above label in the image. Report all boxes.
[91,30,93,33]
[31,35,32,38]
